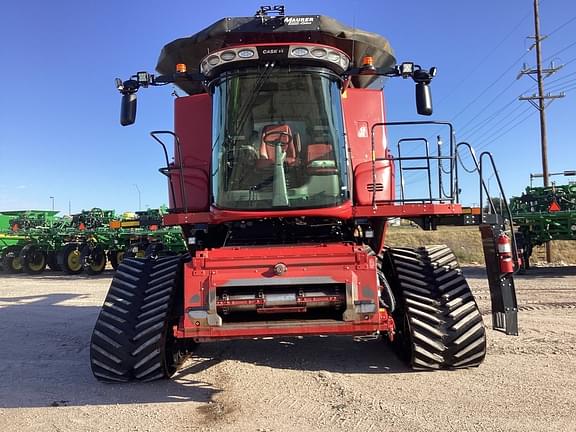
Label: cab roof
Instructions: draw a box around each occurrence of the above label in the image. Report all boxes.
[156,14,395,94]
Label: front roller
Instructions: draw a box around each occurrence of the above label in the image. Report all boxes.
[381,245,486,370]
[90,255,190,382]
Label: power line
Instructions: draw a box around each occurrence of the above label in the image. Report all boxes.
[456,79,524,136]
[471,106,535,150]
[449,51,530,123]
[542,39,576,64]
[435,10,532,108]
[546,14,576,39]
[462,102,527,142]
[546,78,576,92]
[543,70,576,87]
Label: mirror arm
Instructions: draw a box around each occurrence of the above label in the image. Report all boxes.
[116,71,206,96]
[344,63,436,82]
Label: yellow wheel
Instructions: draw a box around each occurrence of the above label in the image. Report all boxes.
[59,243,84,275]
[2,246,23,274]
[81,245,106,275]
[21,245,47,275]
[109,250,125,270]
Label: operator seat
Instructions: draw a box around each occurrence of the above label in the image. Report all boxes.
[258,124,297,167]
[306,143,338,175]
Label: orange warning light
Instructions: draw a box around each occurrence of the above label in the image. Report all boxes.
[361,56,374,68]
[176,63,187,73]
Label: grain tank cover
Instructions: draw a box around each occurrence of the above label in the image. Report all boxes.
[156,14,395,94]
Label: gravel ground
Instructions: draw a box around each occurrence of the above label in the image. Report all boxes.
[0,266,575,432]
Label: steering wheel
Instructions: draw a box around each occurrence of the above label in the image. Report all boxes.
[263,131,292,146]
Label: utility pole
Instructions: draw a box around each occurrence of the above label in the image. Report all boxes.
[518,0,565,262]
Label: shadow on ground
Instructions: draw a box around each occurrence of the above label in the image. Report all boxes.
[0,270,115,281]
[0,291,413,409]
[187,334,412,378]
[0,293,215,409]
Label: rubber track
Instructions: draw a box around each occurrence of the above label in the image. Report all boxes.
[385,245,486,370]
[90,255,182,382]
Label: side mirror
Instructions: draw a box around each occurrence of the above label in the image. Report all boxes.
[120,92,137,126]
[415,82,433,116]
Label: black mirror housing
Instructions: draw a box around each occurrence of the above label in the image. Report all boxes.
[120,92,137,126]
[415,82,433,116]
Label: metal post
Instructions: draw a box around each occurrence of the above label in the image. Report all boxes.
[133,184,142,211]
[50,196,54,211]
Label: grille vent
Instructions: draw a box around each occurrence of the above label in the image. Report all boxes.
[366,183,384,192]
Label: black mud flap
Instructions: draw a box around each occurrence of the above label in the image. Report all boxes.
[479,225,519,335]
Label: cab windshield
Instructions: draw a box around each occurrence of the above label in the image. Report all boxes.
[211,67,348,210]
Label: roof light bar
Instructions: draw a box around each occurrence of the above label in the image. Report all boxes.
[288,45,350,72]
[200,44,350,77]
[200,47,259,76]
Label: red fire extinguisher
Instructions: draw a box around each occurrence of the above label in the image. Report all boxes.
[497,233,514,275]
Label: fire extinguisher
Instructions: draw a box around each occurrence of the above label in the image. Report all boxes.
[497,233,514,275]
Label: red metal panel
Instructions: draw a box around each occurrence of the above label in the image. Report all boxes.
[341,88,395,205]
[354,160,394,205]
[172,94,212,211]
[175,243,394,339]
[354,203,463,217]
[176,319,392,340]
[162,202,354,226]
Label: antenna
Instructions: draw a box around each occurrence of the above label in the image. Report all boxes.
[351,11,357,68]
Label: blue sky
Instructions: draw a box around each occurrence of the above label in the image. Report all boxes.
[1,0,575,213]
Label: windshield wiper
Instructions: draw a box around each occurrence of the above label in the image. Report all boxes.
[231,61,276,140]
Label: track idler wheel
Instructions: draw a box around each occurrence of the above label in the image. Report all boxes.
[2,246,23,274]
[82,245,107,275]
[90,255,191,382]
[382,245,486,370]
[20,244,47,275]
[59,243,85,275]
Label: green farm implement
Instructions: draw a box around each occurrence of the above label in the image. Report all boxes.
[510,183,576,268]
[0,208,186,275]
[0,210,59,273]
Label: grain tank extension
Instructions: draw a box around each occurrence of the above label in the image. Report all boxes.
[90,7,518,382]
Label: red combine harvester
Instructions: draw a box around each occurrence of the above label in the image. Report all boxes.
[91,6,519,382]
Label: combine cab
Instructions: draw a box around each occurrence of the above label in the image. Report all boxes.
[90,7,519,382]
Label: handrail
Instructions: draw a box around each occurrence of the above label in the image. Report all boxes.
[370,121,456,207]
[455,142,496,214]
[150,131,187,212]
[479,151,520,270]
[397,138,433,203]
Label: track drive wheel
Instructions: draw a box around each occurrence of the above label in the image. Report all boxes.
[20,244,47,275]
[109,250,125,270]
[2,246,23,273]
[59,243,85,275]
[82,245,107,275]
[90,255,190,382]
[382,245,486,370]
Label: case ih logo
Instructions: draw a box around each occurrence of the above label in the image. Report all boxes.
[284,16,315,26]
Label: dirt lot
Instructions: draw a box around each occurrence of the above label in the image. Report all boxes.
[1,267,575,432]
